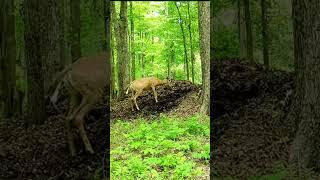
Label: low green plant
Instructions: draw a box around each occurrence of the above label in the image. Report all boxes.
[110,114,209,179]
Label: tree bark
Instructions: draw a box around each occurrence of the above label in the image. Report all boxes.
[59,0,67,67]
[70,0,81,62]
[243,0,253,62]
[110,1,117,98]
[289,0,320,171]
[187,2,195,83]
[24,0,46,124]
[0,0,16,117]
[130,1,135,81]
[175,2,189,81]
[42,0,62,91]
[117,1,129,100]
[198,1,210,115]
[238,0,247,58]
[261,0,269,69]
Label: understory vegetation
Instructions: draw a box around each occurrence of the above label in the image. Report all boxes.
[110,115,210,179]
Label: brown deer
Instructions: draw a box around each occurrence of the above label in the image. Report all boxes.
[47,52,108,156]
[126,77,168,111]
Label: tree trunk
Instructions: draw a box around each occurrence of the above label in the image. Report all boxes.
[187,2,195,83]
[42,0,62,91]
[289,0,320,171]
[59,0,67,67]
[0,0,16,117]
[238,0,247,58]
[111,1,117,98]
[243,0,253,62]
[24,0,46,124]
[130,1,135,81]
[117,1,129,100]
[198,1,210,115]
[261,0,269,69]
[175,2,189,81]
[70,0,81,62]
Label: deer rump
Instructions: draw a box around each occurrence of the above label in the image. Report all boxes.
[47,53,108,156]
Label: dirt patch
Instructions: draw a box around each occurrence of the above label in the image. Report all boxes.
[111,80,199,120]
[211,59,301,178]
[0,96,108,179]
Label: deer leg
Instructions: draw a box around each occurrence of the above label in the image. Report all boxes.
[151,86,158,103]
[133,90,143,110]
[66,93,81,156]
[73,96,97,154]
[131,90,135,111]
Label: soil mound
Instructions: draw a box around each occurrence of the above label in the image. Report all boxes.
[211,59,298,178]
[0,93,108,179]
[111,80,199,120]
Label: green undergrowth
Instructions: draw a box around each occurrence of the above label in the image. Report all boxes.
[110,114,210,179]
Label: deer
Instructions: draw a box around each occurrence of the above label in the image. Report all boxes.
[126,77,169,111]
[46,52,108,156]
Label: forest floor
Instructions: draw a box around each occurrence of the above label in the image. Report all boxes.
[211,59,319,179]
[1,59,320,179]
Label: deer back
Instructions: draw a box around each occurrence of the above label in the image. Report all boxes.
[67,52,108,97]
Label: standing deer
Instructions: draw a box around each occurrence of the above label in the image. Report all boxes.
[126,77,168,111]
[47,52,108,156]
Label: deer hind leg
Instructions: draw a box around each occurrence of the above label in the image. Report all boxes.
[73,95,97,154]
[151,86,158,103]
[66,92,81,156]
[133,90,143,110]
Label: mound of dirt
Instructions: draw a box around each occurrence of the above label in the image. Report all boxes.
[0,98,108,179]
[211,59,298,178]
[111,80,199,120]
[211,59,294,118]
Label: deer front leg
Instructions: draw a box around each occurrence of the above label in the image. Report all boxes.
[66,94,81,156]
[66,116,76,156]
[151,86,158,103]
[131,91,135,111]
[73,96,96,154]
[134,90,143,110]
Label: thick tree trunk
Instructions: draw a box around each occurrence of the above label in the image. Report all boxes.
[0,0,16,117]
[59,0,67,67]
[130,2,135,81]
[24,0,46,124]
[198,1,210,115]
[243,0,253,62]
[110,1,117,98]
[289,0,320,171]
[117,1,129,100]
[42,0,62,91]
[238,0,247,58]
[261,0,269,69]
[187,2,195,83]
[175,2,189,81]
[70,0,81,62]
